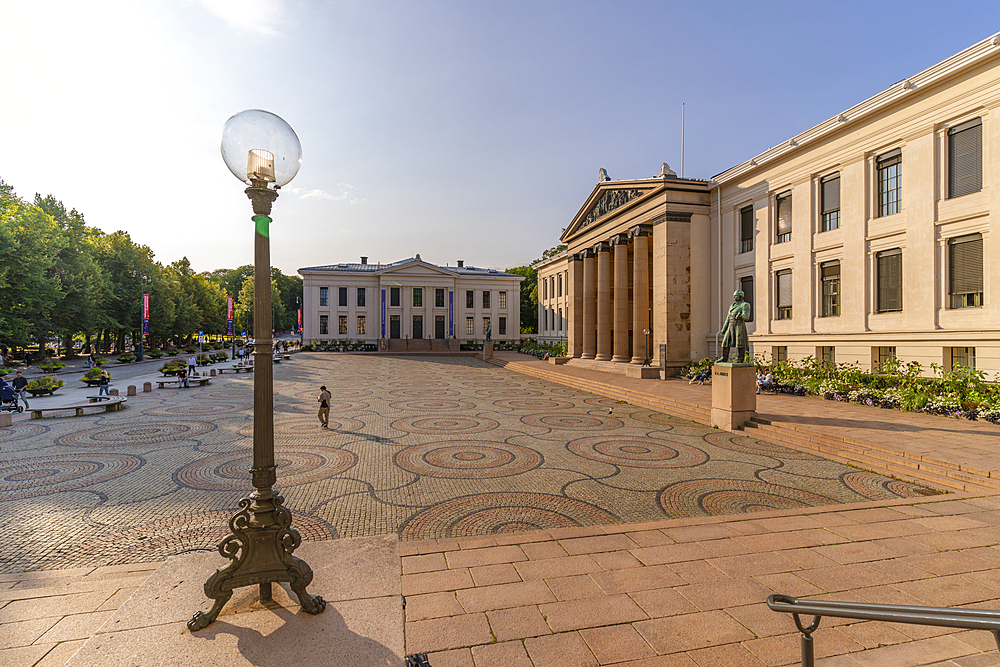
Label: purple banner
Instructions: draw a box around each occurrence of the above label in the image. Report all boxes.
[142,318,149,335]
[448,291,454,337]
[381,289,386,337]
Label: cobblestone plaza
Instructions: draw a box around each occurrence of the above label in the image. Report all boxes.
[0,354,930,573]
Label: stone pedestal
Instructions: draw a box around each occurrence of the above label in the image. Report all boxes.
[109,388,119,397]
[210,369,217,377]
[626,365,660,379]
[483,342,493,359]
[0,413,11,427]
[710,362,756,431]
[127,385,136,396]
[143,382,152,393]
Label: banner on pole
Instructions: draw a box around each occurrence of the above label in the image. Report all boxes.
[142,293,150,334]
[227,295,234,335]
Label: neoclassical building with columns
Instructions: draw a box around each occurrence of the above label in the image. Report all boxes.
[541,33,1000,376]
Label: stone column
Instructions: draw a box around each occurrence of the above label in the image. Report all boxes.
[582,250,596,359]
[611,235,630,363]
[630,226,651,365]
[595,242,612,361]
[568,256,584,357]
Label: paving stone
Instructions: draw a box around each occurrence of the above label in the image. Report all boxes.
[457,580,555,614]
[470,563,521,587]
[634,610,755,654]
[486,606,550,641]
[524,632,599,667]
[405,613,492,654]
[539,593,648,633]
[471,640,534,667]
[579,623,657,664]
[404,592,464,622]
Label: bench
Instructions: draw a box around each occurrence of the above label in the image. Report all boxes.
[218,365,253,374]
[32,396,127,419]
[156,378,211,389]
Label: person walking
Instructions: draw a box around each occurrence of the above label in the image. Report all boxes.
[11,371,28,410]
[187,355,197,376]
[98,369,111,400]
[317,385,331,428]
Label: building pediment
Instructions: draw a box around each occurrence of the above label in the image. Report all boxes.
[375,258,456,278]
[562,183,658,241]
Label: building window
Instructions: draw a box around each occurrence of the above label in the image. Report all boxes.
[820,346,835,365]
[466,317,474,335]
[775,192,792,244]
[412,315,422,338]
[877,149,902,217]
[542,279,547,300]
[875,346,896,369]
[739,276,753,322]
[466,290,474,308]
[557,275,563,297]
[499,291,506,309]
[949,118,982,199]
[773,346,787,362]
[390,287,400,307]
[357,288,366,307]
[951,347,976,370]
[876,249,902,313]
[740,205,754,253]
[319,287,329,307]
[557,307,562,331]
[499,317,506,335]
[775,270,792,320]
[821,262,841,317]
[483,290,491,308]
[821,173,840,232]
[338,315,348,334]
[357,316,366,335]
[949,234,983,308]
[319,315,328,335]
[435,288,445,308]
[483,317,490,336]
[339,287,348,307]
[413,288,422,307]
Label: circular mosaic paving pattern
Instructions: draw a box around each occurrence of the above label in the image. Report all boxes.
[0,454,143,500]
[584,397,619,407]
[143,402,251,417]
[475,388,544,398]
[0,423,49,443]
[294,388,373,400]
[57,421,216,447]
[388,388,460,398]
[493,398,575,411]
[238,417,365,438]
[390,400,476,412]
[842,471,931,499]
[567,436,708,468]
[520,413,623,431]
[658,479,835,518]
[390,380,450,388]
[49,510,336,568]
[176,446,357,490]
[395,441,542,478]
[400,493,619,538]
[392,416,500,435]
[626,410,678,428]
[703,431,819,460]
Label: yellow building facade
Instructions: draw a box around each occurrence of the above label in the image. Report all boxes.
[543,34,1000,376]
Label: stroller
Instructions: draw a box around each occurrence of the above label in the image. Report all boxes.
[0,383,24,414]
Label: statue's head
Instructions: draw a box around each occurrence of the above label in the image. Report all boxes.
[733,290,744,301]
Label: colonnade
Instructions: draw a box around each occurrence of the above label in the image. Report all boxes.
[577,224,652,365]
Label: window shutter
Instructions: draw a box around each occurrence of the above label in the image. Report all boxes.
[741,205,753,241]
[877,249,902,312]
[950,234,983,294]
[949,119,982,198]
[821,175,840,214]
[777,271,792,307]
[776,193,792,236]
[821,262,840,279]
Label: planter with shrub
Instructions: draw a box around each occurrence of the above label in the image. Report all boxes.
[39,361,66,373]
[80,368,109,386]
[159,360,185,376]
[27,376,64,396]
[116,353,136,363]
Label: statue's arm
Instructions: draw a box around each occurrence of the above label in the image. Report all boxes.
[737,302,751,321]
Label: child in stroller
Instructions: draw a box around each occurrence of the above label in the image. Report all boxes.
[0,378,24,413]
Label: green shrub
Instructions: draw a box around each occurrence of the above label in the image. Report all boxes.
[27,376,64,391]
[39,360,65,372]
[148,349,164,359]
[81,368,109,382]
[116,354,136,363]
[0,368,11,377]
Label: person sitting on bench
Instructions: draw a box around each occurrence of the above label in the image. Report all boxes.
[689,369,712,385]
[756,368,774,394]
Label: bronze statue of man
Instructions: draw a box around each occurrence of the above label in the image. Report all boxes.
[719,290,750,362]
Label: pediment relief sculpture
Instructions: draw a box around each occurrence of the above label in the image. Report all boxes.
[579,188,646,230]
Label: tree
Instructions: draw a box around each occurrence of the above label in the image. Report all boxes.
[235,275,281,335]
[506,265,538,333]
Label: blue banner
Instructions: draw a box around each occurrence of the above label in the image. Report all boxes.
[380,289,386,337]
[227,319,234,335]
[448,291,453,337]
[142,318,149,335]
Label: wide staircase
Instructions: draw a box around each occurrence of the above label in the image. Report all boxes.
[385,339,457,353]
[486,355,1000,495]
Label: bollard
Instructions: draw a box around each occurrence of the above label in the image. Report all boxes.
[0,412,11,427]
[210,369,217,377]
[127,385,136,396]
[110,388,119,396]
[143,382,152,393]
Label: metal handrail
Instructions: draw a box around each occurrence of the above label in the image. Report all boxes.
[767,594,1000,666]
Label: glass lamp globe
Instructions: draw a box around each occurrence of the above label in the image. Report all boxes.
[221,109,302,187]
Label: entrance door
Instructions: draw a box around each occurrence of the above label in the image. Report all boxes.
[435,316,445,339]
[412,315,423,339]
[389,315,400,339]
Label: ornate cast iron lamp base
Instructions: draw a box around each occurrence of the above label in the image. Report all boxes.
[188,488,326,631]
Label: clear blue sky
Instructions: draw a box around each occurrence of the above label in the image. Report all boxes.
[2,1,997,275]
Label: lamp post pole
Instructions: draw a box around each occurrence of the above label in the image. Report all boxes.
[189,110,325,631]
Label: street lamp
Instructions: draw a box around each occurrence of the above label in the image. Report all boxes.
[189,109,325,631]
[642,328,651,367]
